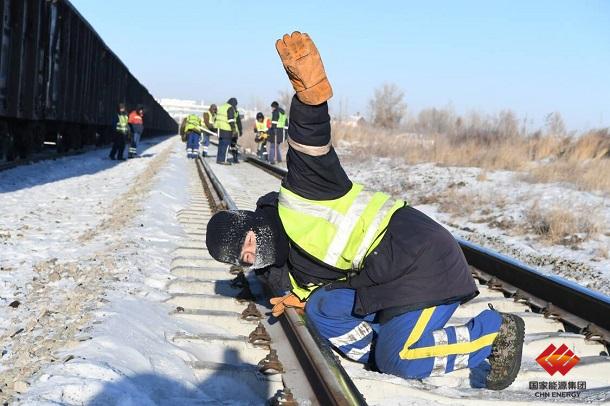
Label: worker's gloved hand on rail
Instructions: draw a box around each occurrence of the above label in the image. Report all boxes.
[270,293,305,317]
[325,271,375,291]
[275,31,333,105]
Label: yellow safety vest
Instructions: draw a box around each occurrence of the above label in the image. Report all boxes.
[235,109,241,136]
[215,103,234,132]
[116,114,129,134]
[184,114,202,134]
[278,184,405,299]
[203,111,216,131]
[255,120,267,133]
[277,111,287,129]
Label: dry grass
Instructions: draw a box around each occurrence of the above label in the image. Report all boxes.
[523,159,610,192]
[524,201,602,245]
[334,124,610,193]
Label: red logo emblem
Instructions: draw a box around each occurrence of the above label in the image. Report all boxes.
[536,344,580,376]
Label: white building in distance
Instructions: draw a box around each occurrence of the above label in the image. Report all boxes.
[158,98,255,123]
[157,99,208,123]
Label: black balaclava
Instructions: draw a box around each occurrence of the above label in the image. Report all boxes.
[206,210,276,269]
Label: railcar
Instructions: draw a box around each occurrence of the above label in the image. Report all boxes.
[0,0,176,161]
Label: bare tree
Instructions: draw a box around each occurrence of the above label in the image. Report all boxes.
[368,83,407,129]
[277,89,293,113]
[416,107,456,135]
[495,109,520,139]
[545,111,566,135]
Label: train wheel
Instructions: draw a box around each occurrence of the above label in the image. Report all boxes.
[32,123,46,154]
[5,133,17,161]
[56,127,66,153]
[18,123,34,159]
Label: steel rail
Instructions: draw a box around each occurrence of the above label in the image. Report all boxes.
[198,155,367,405]
[243,154,610,351]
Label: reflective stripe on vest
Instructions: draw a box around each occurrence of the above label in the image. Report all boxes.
[116,114,129,133]
[184,114,202,134]
[215,103,234,131]
[278,184,405,271]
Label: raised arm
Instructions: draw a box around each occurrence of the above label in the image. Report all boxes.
[276,31,351,200]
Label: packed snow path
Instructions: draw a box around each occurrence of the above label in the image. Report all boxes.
[1,138,281,404]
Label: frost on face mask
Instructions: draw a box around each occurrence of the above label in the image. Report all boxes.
[206,210,276,269]
[249,223,276,270]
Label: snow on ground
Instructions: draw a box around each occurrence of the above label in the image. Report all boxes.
[339,152,610,296]
[1,137,608,404]
[0,137,237,404]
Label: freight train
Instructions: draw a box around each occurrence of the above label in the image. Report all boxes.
[0,0,177,162]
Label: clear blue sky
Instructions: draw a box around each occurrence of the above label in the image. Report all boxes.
[71,0,610,130]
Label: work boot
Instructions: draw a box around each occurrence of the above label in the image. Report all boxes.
[486,311,525,390]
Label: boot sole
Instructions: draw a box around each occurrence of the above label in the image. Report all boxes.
[487,314,525,390]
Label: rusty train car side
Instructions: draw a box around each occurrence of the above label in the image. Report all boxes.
[0,0,177,161]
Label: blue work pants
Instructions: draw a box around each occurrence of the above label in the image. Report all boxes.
[216,137,231,163]
[306,287,502,379]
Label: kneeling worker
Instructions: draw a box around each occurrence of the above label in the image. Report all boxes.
[205,32,524,390]
[183,113,203,158]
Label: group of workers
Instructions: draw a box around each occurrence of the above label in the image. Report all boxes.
[253,101,288,164]
[180,98,241,163]
[180,98,289,165]
[180,97,288,165]
[109,103,144,160]
[205,32,525,391]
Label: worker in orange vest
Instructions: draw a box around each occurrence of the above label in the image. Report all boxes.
[128,105,144,158]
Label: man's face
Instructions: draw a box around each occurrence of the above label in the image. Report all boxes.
[239,230,256,265]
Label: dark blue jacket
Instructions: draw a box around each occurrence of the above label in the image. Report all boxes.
[256,96,478,323]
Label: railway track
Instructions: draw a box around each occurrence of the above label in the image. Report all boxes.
[175,143,610,405]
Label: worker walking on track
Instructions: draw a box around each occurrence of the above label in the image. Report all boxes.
[268,101,288,164]
[202,104,217,157]
[205,32,525,390]
[128,105,144,158]
[214,98,240,165]
[254,112,270,160]
[182,113,204,158]
[109,103,129,161]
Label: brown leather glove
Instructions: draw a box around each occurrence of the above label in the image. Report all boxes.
[270,293,305,317]
[275,31,333,105]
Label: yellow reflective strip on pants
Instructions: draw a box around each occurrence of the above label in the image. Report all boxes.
[400,332,498,360]
[399,307,436,359]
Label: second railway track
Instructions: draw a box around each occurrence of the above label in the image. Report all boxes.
[183,142,610,405]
